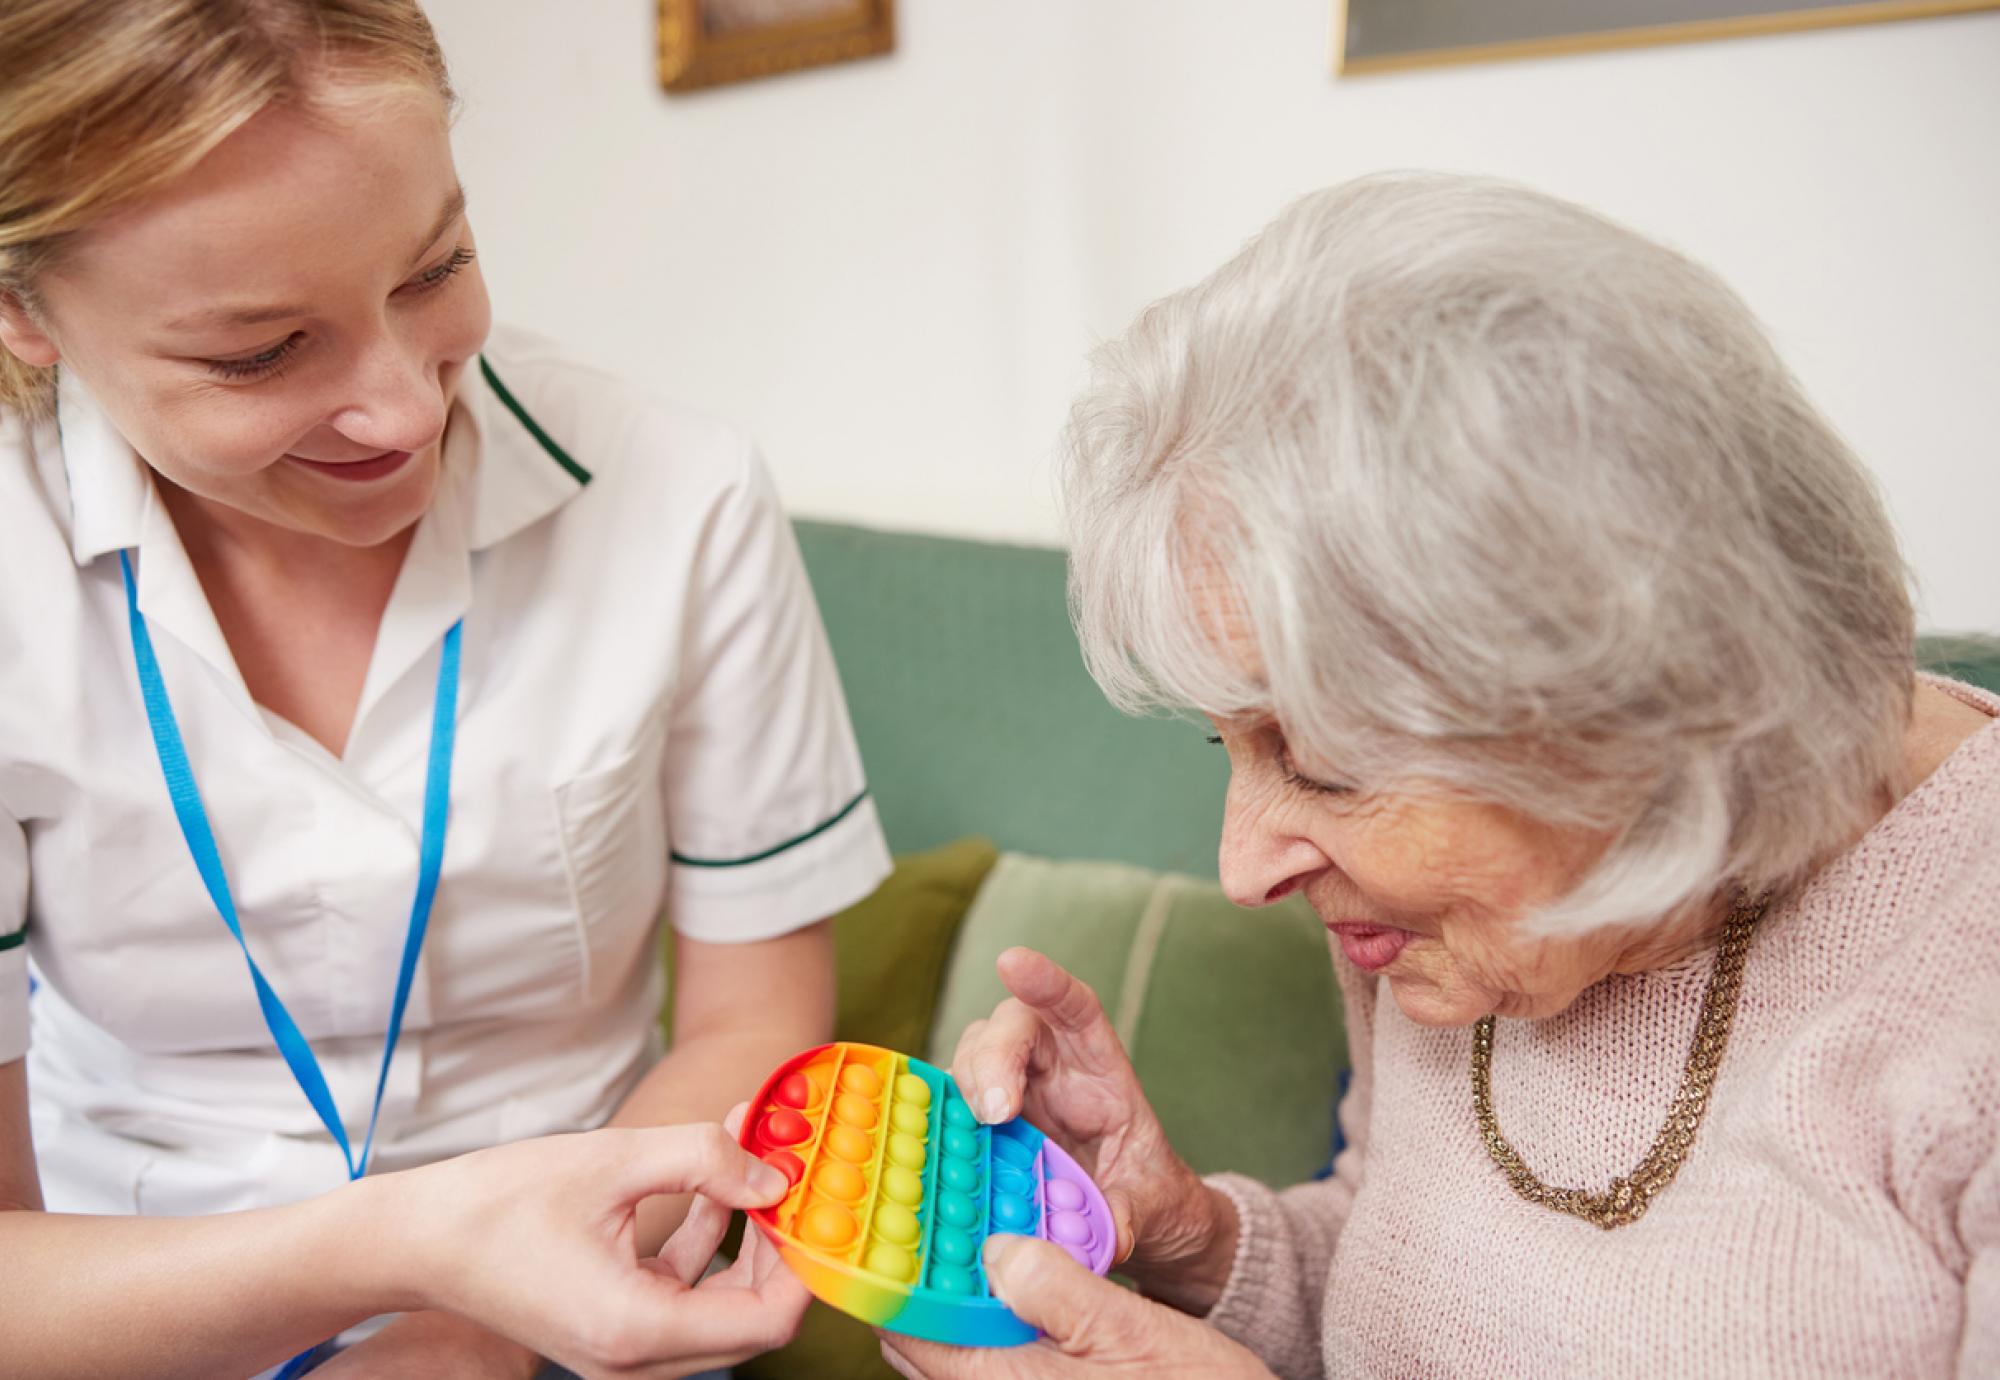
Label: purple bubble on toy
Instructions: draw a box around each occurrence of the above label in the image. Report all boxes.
[1048,1210,1092,1247]
[1046,1178,1086,1213]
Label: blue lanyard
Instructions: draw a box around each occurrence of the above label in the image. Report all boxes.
[117,550,461,1184]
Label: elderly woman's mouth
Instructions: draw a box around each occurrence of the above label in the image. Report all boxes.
[1327,922,1411,971]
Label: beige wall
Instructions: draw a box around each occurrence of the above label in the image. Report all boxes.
[425,0,2000,629]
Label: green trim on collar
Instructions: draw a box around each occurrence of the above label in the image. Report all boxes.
[671,789,871,869]
[0,927,25,954]
[479,355,592,486]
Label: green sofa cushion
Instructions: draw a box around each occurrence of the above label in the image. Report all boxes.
[793,520,1228,876]
[927,853,1346,1188]
[831,836,1000,1052]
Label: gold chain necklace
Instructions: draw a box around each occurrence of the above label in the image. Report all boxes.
[1470,895,1765,1230]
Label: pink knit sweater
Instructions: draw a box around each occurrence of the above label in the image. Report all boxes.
[1203,679,2000,1379]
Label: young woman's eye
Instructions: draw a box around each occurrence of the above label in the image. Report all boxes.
[204,333,302,381]
[407,246,475,293]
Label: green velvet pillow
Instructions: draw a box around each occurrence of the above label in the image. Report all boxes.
[928,853,1346,1188]
[732,837,999,1380]
[831,836,1000,1051]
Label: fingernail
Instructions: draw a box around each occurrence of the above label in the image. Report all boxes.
[753,1164,788,1198]
[981,1234,1018,1297]
[981,1088,1010,1124]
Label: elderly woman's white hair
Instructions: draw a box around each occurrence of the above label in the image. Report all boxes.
[1063,172,1915,934]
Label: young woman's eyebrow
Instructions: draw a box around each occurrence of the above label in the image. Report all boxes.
[160,185,468,333]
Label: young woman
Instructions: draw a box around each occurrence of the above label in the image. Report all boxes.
[0,3,890,1375]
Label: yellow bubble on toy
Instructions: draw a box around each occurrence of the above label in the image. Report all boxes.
[895,1073,931,1106]
[865,1241,917,1282]
[872,1201,921,1246]
[881,1165,924,1206]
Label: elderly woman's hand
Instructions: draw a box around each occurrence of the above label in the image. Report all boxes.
[949,949,1237,1308]
[878,1234,1271,1380]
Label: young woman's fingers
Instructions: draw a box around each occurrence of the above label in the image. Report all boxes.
[653,1191,733,1286]
[602,1123,788,1210]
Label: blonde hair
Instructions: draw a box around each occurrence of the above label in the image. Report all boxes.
[0,0,455,416]
[1064,173,1916,936]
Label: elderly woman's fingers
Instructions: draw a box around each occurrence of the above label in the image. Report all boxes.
[995,947,1109,1037]
[953,998,1040,1124]
[981,1234,1139,1353]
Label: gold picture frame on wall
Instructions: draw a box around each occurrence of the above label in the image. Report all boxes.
[1334,0,2000,75]
[658,0,894,93]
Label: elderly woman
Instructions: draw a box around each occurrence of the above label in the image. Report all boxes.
[883,174,1998,1380]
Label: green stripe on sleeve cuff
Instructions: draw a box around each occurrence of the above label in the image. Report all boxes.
[671,789,870,869]
[0,928,25,954]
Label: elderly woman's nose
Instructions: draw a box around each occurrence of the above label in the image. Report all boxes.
[1218,789,1327,908]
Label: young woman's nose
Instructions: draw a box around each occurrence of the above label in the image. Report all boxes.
[328,335,447,455]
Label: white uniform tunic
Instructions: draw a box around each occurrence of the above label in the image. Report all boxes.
[0,324,890,1216]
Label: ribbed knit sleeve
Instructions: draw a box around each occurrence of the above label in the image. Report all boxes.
[1201,960,1377,1380]
[1961,1144,2000,1377]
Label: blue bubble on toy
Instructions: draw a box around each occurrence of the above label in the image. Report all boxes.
[943,1127,980,1161]
[992,1193,1036,1232]
[944,1100,976,1130]
[990,1134,1035,1168]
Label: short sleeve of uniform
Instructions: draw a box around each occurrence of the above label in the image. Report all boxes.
[661,444,890,942]
[0,806,28,1063]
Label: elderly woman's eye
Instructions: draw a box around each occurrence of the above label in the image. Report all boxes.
[1278,744,1353,797]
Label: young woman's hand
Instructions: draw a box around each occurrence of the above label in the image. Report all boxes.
[377,1110,809,1378]
[878,1234,1272,1380]
[947,948,1236,1307]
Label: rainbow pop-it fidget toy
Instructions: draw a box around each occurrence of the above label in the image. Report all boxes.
[739,1041,1115,1346]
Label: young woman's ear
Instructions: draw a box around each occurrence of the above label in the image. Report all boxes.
[0,293,60,367]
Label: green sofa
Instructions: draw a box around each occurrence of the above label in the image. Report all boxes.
[735,519,1998,1380]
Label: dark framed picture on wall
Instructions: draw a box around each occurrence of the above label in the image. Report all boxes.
[658,0,894,92]
[1334,0,2000,74]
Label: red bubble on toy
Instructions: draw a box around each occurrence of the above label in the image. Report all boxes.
[761,1107,812,1147]
[763,1149,805,1186]
[774,1072,814,1109]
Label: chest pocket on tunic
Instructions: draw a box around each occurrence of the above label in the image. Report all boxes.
[551,724,671,1008]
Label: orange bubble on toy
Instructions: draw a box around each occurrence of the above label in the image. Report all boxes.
[814,1160,868,1203]
[800,1201,858,1250]
[824,1123,873,1163]
[833,1092,879,1129]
